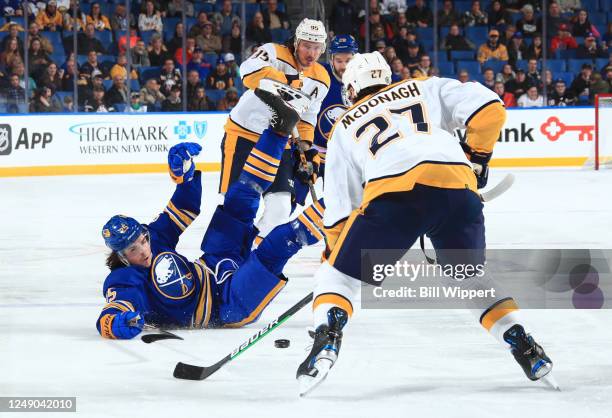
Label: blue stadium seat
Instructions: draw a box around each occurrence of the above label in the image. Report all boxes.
[50,52,66,65]
[204,52,218,68]
[76,55,89,66]
[433,50,448,63]
[574,36,585,46]
[129,79,140,91]
[514,59,528,70]
[140,66,161,82]
[608,11,612,23]
[465,27,488,42]
[595,58,609,71]
[115,103,127,112]
[270,28,290,44]
[482,60,507,74]
[450,50,475,61]
[420,38,434,52]
[414,27,434,41]
[454,1,472,13]
[556,49,577,59]
[206,89,226,105]
[7,16,25,27]
[140,30,157,46]
[545,59,566,72]
[437,61,455,76]
[196,3,215,13]
[103,79,113,90]
[95,30,113,45]
[568,59,595,73]
[589,12,606,26]
[55,91,73,104]
[471,74,485,84]
[439,26,451,39]
[44,31,65,56]
[456,60,481,74]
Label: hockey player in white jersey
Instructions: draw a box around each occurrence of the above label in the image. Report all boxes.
[296,52,555,395]
[220,18,330,245]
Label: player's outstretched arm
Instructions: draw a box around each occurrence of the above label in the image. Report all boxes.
[96,285,145,340]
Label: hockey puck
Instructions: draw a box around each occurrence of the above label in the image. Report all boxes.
[274,339,290,348]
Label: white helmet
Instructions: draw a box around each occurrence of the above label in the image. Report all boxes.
[294,18,327,52]
[342,51,392,98]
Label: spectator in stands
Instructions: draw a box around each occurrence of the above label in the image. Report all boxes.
[80,50,106,80]
[603,23,612,49]
[374,40,386,55]
[38,62,63,92]
[206,56,234,91]
[477,29,509,63]
[217,86,239,111]
[441,24,475,52]
[390,57,403,82]
[36,1,63,32]
[185,69,203,102]
[167,0,195,18]
[1,0,23,20]
[550,24,577,55]
[263,0,290,32]
[30,86,59,113]
[110,53,138,81]
[223,21,242,57]
[525,59,541,86]
[223,53,238,78]
[28,38,51,78]
[496,63,515,84]
[546,2,568,36]
[517,85,544,107]
[87,2,111,31]
[329,0,358,38]
[197,22,222,54]
[110,4,135,32]
[126,92,147,112]
[28,22,53,55]
[383,46,397,65]
[381,0,406,16]
[406,0,432,27]
[189,11,211,38]
[162,84,182,111]
[604,66,612,90]
[390,13,408,35]
[188,85,214,110]
[500,24,516,47]
[438,0,460,27]
[494,81,516,107]
[392,27,411,63]
[3,73,25,113]
[569,63,592,99]
[130,40,150,68]
[505,69,529,98]
[186,47,211,79]
[213,0,241,37]
[558,0,582,13]
[548,79,576,106]
[62,95,74,112]
[0,23,23,55]
[488,1,511,27]
[371,24,388,46]
[507,32,528,66]
[159,58,181,96]
[1,37,22,71]
[576,33,608,59]
[482,68,496,90]
[77,23,106,54]
[61,57,77,91]
[117,24,139,55]
[175,36,197,65]
[139,0,163,33]
[526,33,544,60]
[148,33,170,67]
[246,12,271,46]
[400,66,411,80]
[572,9,600,39]
[140,78,165,110]
[457,69,470,83]
[84,85,113,112]
[105,75,128,108]
[404,42,422,71]
[516,4,541,38]
[62,0,87,32]
[589,72,610,103]
[462,0,487,27]
[360,10,394,44]
[412,54,434,77]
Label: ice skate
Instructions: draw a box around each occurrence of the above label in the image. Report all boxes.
[503,324,558,389]
[253,84,301,137]
[297,307,348,397]
[258,78,312,115]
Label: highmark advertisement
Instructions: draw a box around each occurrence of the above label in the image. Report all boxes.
[0,112,227,176]
[0,107,600,177]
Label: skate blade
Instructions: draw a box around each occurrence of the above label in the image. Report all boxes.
[298,359,332,397]
[541,373,561,391]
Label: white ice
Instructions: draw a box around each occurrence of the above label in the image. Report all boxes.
[1,169,612,418]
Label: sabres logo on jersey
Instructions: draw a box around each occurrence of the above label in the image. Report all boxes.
[151,252,195,300]
[317,104,348,141]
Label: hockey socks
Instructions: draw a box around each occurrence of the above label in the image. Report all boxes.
[240,128,289,193]
[479,297,524,347]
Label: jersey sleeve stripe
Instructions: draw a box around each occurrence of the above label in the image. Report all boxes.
[246,155,278,176]
[465,99,502,126]
[164,208,188,231]
[167,201,195,226]
[251,147,281,165]
[243,164,276,182]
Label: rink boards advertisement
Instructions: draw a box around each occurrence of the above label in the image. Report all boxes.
[0,107,600,176]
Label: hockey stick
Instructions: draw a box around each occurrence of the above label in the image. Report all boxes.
[173,292,313,380]
[128,316,184,344]
[480,173,515,202]
[291,127,318,202]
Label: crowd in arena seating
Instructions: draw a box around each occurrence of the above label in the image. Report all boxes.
[330,0,612,107]
[1,0,612,113]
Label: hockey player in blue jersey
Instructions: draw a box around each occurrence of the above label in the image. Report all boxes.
[311,35,358,179]
[96,86,326,339]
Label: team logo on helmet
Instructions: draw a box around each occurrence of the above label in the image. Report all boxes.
[102,228,111,238]
[151,252,195,299]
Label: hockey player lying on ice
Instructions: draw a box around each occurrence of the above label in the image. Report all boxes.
[296,52,556,395]
[96,86,325,339]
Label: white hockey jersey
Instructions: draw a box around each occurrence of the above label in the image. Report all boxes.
[323,77,505,246]
[226,43,330,143]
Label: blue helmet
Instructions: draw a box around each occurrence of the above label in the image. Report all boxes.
[102,215,145,252]
[330,35,358,55]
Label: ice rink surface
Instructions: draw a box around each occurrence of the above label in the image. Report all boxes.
[1,169,612,418]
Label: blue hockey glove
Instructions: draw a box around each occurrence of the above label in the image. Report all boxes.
[461,142,491,189]
[111,311,144,339]
[168,142,202,184]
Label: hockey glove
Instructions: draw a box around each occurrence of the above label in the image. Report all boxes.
[461,142,492,189]
[111,311,144,339]
[168,142,202,184]
[293,148,320,185]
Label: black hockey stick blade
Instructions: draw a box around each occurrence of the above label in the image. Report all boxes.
[173,292,314,381]
[141,331,183,344]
